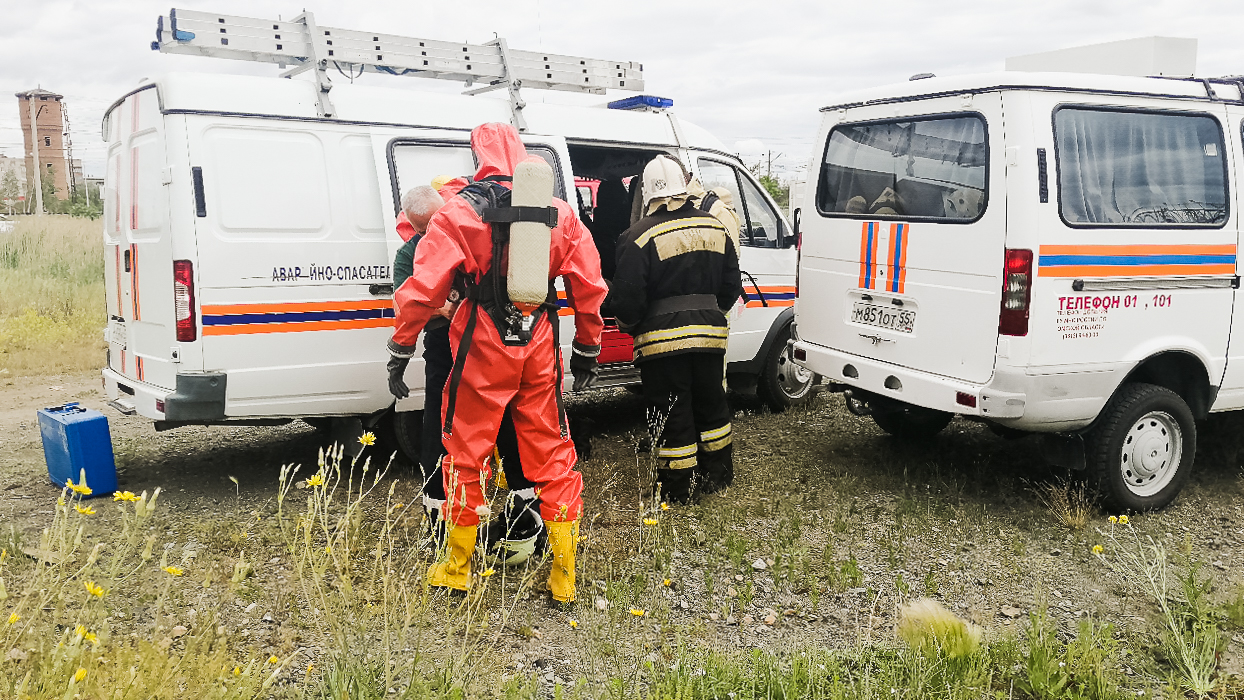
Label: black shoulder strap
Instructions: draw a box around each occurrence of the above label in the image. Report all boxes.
[699,190,720,214]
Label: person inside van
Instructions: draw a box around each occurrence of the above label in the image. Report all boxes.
[389,183,543,564]
[588,178,630,280]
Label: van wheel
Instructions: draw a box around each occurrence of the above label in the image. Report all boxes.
[1086,383,1194,511]
[870,404,952,440]
[757,324,819,412]
[393,410,423,467]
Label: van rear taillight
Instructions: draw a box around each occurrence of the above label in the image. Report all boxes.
[173,260,197,342]
[998,249,1033,337]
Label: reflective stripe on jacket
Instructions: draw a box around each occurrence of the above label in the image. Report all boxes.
[611,203,741,362]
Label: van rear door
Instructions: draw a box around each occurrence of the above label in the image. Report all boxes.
[103,87,177,391]
[799,94,1005,385]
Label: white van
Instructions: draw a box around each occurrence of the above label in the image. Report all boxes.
[99,70,811,459]
[793,67,1244,510]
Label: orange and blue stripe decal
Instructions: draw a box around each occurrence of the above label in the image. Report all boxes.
[1037,244,1236,278]
[200,300,395,336]
[742,285,796,308]
[858,221,909,293]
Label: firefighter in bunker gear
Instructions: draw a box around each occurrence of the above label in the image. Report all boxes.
[611,155,742,505]
[388,185,541,558]
[387,123,608,602]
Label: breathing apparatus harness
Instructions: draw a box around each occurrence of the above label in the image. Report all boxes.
[442,175,569,439]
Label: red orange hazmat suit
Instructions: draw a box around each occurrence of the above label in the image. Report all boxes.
[387,123,607,602]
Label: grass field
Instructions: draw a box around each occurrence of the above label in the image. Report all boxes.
[0,215,106,376]
[1,215,1242,698]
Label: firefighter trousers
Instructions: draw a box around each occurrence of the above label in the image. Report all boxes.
[420,322,533,507]
[638,352,733,503]
[441,304,582,527]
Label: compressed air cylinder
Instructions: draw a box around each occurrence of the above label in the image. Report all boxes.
[507,158,554,308]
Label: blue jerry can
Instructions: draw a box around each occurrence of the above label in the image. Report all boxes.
[37,402,118,498]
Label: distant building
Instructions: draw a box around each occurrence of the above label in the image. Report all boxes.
[16,88,70,201]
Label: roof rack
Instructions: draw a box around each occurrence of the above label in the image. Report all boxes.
[151,8,645,130]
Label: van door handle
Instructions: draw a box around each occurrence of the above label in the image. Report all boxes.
[123,248,131,272]
[369,284,394,296]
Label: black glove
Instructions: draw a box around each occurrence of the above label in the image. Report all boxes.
[570,348,599,392]
[387,355,411,399]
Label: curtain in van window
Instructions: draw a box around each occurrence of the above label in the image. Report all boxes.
[818,116,986,221]
[1056,108,1227,226]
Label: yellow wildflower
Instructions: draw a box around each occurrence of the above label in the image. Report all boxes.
[113,491,139,502]
[643,518,659,526]
[74,504,95,516]
[74,624,87,637]
[305,664,314,675]
[306,474,324,488]
[74,668,87,682]
[1118,514,1130,525]
[84,581,105,598]
[629,609,646,617]
[233,666,241,676]
[67,478,92,496]
[7,613,19,624]
[663,579,671,587]
[480,568,496,578]
[1108,516,1117,524]
[660,502,670,511]
[268,655,280,664]
[569,619,579,629]
[358,432,376,447]
[1,548,6,563]
[163,566,185,577]
[84,632,98,644]
[324,546,333,554]
[1092,545,1104,556]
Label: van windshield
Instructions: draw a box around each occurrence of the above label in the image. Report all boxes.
[817,115,987,222]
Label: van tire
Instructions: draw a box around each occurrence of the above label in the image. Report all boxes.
[870,404,952,440]
[393,410,423,467]
[1086,382,1194,511]
[757,324,819,412]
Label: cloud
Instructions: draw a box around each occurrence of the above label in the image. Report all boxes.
[3,0,1244,177]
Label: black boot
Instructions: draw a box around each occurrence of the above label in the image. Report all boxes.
[484,490,546,565]
[657,468,699,505]
[698,443,734,496]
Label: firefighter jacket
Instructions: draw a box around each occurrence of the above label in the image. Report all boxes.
[388,123,608,358]
[686,178,741,252]
[611,202,741,362]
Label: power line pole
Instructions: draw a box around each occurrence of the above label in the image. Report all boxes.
[28,98,44,216]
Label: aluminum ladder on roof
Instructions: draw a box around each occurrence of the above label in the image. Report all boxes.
[150,8,645,131]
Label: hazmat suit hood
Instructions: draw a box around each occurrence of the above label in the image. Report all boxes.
[470,122,528,182]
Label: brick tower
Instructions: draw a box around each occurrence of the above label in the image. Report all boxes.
[16,88,69,204]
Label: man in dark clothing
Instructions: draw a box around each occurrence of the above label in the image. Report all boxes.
[610,155,742,504]
[390,185,541,561]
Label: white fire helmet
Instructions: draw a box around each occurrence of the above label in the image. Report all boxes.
[641,155,689,208]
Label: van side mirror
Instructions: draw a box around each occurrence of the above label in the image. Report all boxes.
[787,208,801,249]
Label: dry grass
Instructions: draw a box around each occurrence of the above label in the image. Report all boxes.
[0,215,105,375]
[1034,478,1095,530]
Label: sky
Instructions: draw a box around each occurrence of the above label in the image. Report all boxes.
[4,0,1244,181]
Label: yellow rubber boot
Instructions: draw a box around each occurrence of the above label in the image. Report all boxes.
[427,523,476,592]
[545,520,579,603]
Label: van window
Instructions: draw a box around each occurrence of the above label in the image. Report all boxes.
[737,174,785,247]
[1055,108,1228,227]
[388,141,565,216]
[817,115,987,222]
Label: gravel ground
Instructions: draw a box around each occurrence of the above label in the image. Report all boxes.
[3,370,1244,688]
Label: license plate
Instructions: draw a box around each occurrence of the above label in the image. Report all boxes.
[851,302,915,334]
[107,319,127,349]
